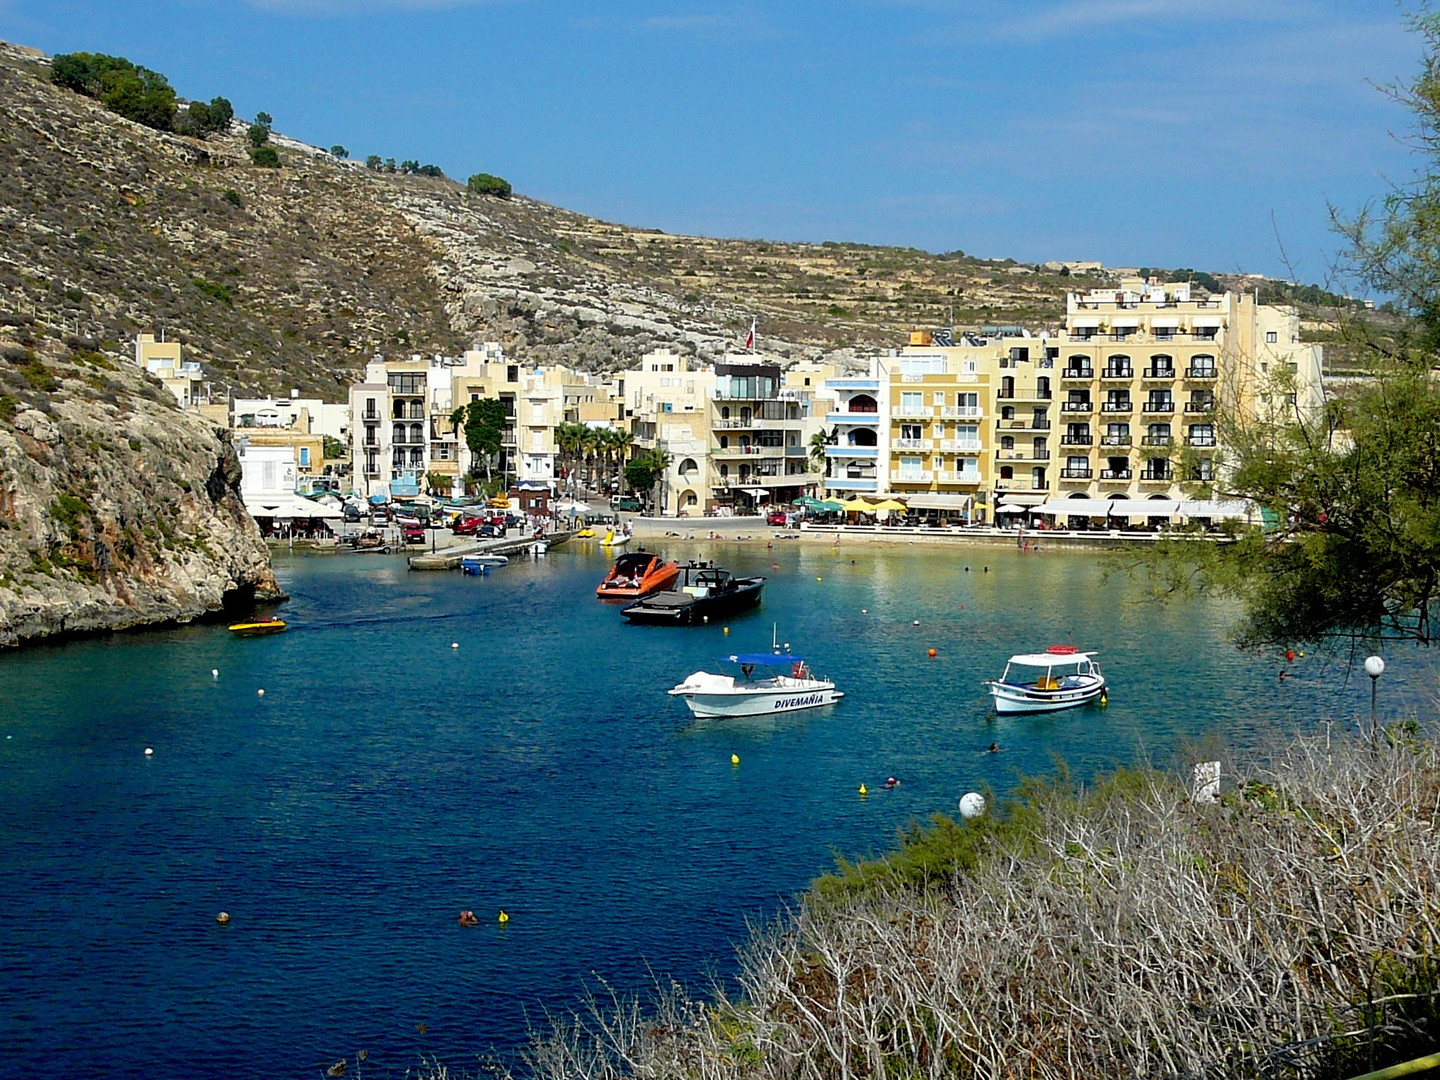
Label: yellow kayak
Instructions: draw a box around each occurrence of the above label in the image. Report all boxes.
[229,618,287,636]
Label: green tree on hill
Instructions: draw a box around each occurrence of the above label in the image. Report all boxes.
[249,146,279,168]
[466,172,512,198]
[50,52,177,131]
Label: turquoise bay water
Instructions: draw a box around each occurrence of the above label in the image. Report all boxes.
[1,541,1428,1079]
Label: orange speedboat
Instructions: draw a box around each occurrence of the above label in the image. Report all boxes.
[596,550,681,600]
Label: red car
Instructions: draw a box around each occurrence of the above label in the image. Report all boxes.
[767,511,789,526]
[452,515,485,536]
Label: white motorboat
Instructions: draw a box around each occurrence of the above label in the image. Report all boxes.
[668,637,843,719]
[986,646,1106,714]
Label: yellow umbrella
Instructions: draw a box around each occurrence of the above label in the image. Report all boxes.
[840,497,876,512]
[871,498,908,512]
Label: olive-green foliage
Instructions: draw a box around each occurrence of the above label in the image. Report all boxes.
[247,122,269,148]
[466,172,512,198]
[191,277,232,305]
[221,189,243,208]
[322,435,345,460]
[459,398,506,479]
[50,52,177,131]
[50,494,90,541]
[329,145,348,159]
[0,395,19,422]
[249,146,280,168]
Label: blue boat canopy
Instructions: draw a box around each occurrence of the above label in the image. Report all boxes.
[723,652,804,666]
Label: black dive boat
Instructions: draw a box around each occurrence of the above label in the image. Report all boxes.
[619,561,765,625]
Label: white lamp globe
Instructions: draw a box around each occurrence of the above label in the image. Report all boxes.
[1364,655,1385,679]
[958,792,986,820]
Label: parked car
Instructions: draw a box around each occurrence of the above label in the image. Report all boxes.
[402,524,427,545]
[612,497,643,513]
[767,511,789,526]
[478,523,504,539]
[342,505,362,523]
[453,515,485,536]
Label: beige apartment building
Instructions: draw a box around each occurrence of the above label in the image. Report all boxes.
[822,280,1323,523]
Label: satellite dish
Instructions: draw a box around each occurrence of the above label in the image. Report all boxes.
[958,792,986,820]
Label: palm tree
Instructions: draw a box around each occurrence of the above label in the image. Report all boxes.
[809,429,832,497]
[610,428,634,494]
[555,422,586,497]
[647,447,672,516]
[580,427,603,496]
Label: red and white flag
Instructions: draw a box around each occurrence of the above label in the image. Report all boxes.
[744,318,756,351]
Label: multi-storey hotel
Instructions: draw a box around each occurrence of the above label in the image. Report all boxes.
[822,280,1323,523]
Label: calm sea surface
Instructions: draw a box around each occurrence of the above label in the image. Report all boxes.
[2,540,1430,1079]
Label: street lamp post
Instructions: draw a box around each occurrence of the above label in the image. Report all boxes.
[1363,655,1385,746]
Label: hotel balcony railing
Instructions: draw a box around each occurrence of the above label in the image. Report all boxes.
[997,389,1053,401]
[894,470,934,482]
[1140,469,1174,482]
[894,438,929,450]
[1099,469,1132,481]
[1185,368,1218,379]
[1143,367,1177,380]
[890,406,931,419]
[1142,402,1175,414]
[1060,467,1093,479]
[827,411,880,423]
[940,439,983,452]
[1100,402,1133,413]
[996,449,1051,461]
[941,406,984,419]
[1061,401,1093,413]
[713,446,782,457]
[1060,434,1093,445]
[1061,367,1094,379]
[937,471,983,484]
[1140,435,1173,447]
[1100,435,1132,446]
[1185,402,1215,413]
[1187,436,1218,447]
[1101,367,1134,380]
[999,418,1051,430]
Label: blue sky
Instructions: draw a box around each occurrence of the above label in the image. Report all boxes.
[0,1,1423,289]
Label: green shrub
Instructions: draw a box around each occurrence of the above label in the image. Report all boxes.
[466,172,512,198]
[191,278,233,305]
[221,189,244,208]
[249,146,280,168]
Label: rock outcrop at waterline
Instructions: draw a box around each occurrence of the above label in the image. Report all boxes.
[0,339,280,649]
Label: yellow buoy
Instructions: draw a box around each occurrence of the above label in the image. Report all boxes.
[723,627,729,635]
[498,910,509,924]
[731,753,740,766]
[859,783,868,796]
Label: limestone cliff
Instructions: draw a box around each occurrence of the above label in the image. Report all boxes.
[0,335,280,648]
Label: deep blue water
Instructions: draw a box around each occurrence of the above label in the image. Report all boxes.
[1,540,1428,1079]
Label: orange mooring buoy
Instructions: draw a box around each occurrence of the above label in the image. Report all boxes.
[927,648,937,658]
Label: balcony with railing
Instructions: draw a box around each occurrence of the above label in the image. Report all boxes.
[894,437,929,450]
[994,478,1050,493]
[826,410,881,424]
[936,470,983,484]
[941,405,983,419]
[1186,435,1218,447]
[1061,400,1093,413]
[713,445,784,458]
[998,388,1053,401]
[1100,400,1133,413]
[1061,366,1094,380]
[1100,435,1132,447]
[1059,467,1093,479]
[1140,435,1173,447]
[1185,401,1215,414]
[825,445,879,458]
[1101,366,1134,381]
[893,470,934,483]
[995,448,1051,461]
[1099,468,1133,481]
[1140,467,1174,483]
[1060,434,1093,446]
[939,439,983,453]
[890,405,932,419]
[999,417,1051,430]
[1142,366,1177,381]
[1185,367,1218,380]
[1141,400,1175,414]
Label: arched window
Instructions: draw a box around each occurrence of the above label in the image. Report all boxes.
[850,428,877,448]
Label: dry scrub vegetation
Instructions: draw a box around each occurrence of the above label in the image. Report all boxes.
[472,731,1440,1080]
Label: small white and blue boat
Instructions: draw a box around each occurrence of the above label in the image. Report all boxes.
[668,639,843,719]
[460,554,508,576]
[985,646,1106,714]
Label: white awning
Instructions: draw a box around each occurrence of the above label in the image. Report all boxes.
[247,493,343,520]
[906,493,973,510]
[1039,498,1120,516]
[994,493,1045,506]
[1037,497,1179,517]
[996,502,1032,514]
[1071,317,1102,328]
[1193,316,1224,328]
[1177,499,1253,519]
[1112,317,1140,328]
[1151,316,1181,328]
